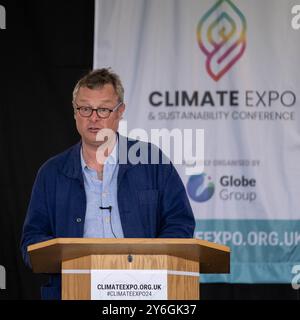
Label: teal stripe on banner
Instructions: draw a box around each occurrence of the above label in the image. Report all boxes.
[195,219,300,283]
[201,262,300,284]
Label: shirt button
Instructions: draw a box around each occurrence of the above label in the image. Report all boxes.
[105,217,110,223]
[76,218,82,223]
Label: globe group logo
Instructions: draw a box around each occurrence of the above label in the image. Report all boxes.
[196,0,246,81]
[187,173,215,203]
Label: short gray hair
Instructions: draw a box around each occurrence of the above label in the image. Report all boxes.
[72,68,124,103]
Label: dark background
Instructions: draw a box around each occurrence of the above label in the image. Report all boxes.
[0,0,298,300]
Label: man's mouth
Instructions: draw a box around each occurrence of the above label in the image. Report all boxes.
[88,127,101,133]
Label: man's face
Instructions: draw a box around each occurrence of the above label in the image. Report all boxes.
[74,84,125,147]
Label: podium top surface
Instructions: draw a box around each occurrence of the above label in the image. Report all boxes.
[28,238,230,274]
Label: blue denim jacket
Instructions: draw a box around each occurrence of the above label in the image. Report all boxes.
[21,135,195,299]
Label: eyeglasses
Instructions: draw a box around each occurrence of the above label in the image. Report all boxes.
[74,101,123,119]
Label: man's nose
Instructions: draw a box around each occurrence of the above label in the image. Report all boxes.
[90,110,100,122]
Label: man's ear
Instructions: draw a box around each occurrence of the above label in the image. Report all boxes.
[73,107,77,120]
[118,104,125,119]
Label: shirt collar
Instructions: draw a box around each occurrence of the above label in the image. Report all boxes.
[80,136,119,170]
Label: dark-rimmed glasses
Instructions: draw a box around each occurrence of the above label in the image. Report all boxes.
[74,101,123,119]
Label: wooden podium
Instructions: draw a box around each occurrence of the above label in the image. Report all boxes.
[28,238,230,300]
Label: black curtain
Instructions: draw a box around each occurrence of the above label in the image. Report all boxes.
[0,0,298,300]
[0,0,94,300]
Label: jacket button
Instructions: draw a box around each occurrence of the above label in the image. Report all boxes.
[76,218,82,223]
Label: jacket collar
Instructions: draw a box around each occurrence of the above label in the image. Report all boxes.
[61,140,83,181]
[60,134,137,183]
[117,134,137,186]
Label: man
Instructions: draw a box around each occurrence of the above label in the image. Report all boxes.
[21,68,195,299]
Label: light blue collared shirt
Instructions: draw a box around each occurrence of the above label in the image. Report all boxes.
[81,140,124,238]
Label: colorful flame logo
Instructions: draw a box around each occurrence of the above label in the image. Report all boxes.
[197,0,246,81]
